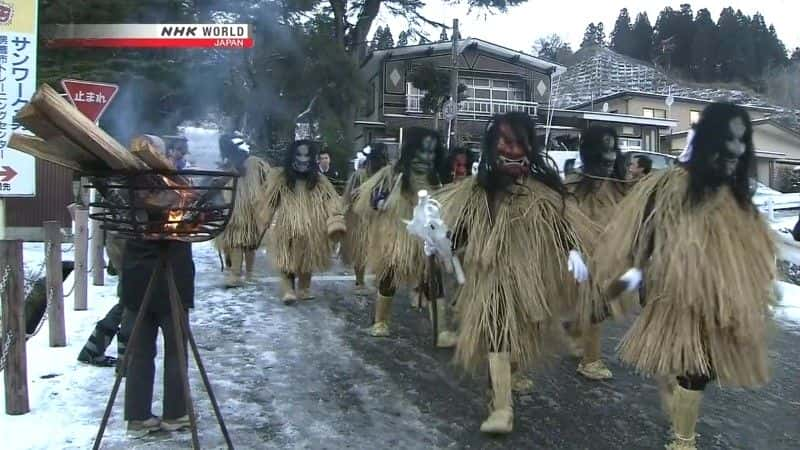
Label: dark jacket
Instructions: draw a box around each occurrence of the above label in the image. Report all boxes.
[120,240,195,313]
[793,215,800,242]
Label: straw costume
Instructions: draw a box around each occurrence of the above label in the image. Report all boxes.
[597,103,776,450]
[340,144,389,295]
[262,140,346,304]
[438,112,594,434]
[215,133,270,287]
[563,126,633,381]
[353,127,453,343]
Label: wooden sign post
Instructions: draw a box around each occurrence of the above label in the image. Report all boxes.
[44,221,66,347]
[0,240,30,415]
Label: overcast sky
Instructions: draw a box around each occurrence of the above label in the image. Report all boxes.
[377,0,800,55]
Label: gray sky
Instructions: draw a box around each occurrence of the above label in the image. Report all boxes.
[377,0,800,56]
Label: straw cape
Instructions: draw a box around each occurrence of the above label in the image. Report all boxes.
[215,156,270,251]
[340,169,370,268]
[565,173,634,326]
[596,167,776,387]
[353,165,428,290]
[263,167,344,274]
[436,176,597,371]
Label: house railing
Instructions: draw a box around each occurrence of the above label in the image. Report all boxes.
[405,97,538,118]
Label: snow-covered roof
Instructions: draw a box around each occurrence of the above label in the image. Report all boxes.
[569,91,781,113]
[363,37,564,73]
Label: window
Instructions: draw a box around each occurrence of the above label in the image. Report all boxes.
[642,107,667,118]
[690,110,701,124]
[460,77,526,115]
[618,137,643,151]
[406,82,426,112]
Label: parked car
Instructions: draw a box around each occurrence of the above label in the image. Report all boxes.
[621,150,677,172]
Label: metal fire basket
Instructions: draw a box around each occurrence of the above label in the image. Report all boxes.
[87,169,238,242]
[87,169,237,449]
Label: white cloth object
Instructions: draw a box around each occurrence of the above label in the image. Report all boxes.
[619,268,643,292]
[678,129,695,163]
[568,250,589,283]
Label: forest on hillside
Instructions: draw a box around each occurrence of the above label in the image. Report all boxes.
[532,4,800,107]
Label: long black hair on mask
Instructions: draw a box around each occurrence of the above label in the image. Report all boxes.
[685,102,754,209]
[366,142,389,176]
[573,125,627,197]
[579,125,626,179]
[395,127,448,193]
[283,139,321,190]
[477,112,566,198]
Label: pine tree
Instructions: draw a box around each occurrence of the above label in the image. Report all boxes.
[581,23,598,48]
[372,26,395,50]
[371,26,384,50]
[595,22,606,46]
[690,8,719,81]
[734,9,756,82]
[652,6,693,74]
[630,12,654,61]
[534,34,573,63]
[439,28,449,42]
[716,7,739,82]
[792,48,800,62]
[397,30,409,47]
[610,8,634,57]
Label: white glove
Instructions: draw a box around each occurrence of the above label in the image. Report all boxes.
[568,250,589,283]
[619,268,643,292]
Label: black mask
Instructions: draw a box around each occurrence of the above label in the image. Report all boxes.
[410,136,437,175]
[715,117,746,178]
[292,144,312,174]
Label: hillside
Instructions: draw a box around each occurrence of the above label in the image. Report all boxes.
[555,46,782,110]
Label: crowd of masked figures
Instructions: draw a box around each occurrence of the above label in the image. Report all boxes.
[208,104,780,449]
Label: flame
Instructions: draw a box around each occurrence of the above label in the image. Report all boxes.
[160,175,198,235]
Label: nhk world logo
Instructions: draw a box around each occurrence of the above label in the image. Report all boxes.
[44,24,253,48]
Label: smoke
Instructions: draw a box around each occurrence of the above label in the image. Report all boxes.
[180,126,221,170]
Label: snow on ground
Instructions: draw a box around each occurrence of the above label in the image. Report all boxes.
[1,243,119,449]
[1,237,799,449]
[776,282,800,327]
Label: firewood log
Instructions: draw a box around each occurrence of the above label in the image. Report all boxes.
[8,133,86,172]
[130,135,175,172]
[24,84,146,171]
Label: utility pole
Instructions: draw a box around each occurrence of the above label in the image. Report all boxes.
[449,19,459,149]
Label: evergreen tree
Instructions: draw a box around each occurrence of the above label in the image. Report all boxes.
[397,30,409,47]
[652,5,693,73]
[690,8,719,82]
[581,23,597,48]
[630,12,654,61]
[596,22,606,46]
[371,26,384,50]
[439,28,449,42]
[534,34,573,63]
[716,7,739,82]
[767,25,789,67]
[792,48,800,62]
[610,8,634,57]
[581,22,605,48]
[734,9,757,82]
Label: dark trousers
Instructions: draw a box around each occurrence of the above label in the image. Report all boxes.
[123,307,188,421]
[79,302,129,359]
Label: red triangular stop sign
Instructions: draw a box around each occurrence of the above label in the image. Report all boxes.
[61,79,120,123]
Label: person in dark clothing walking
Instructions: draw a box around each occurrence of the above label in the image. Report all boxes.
[121,239,195,436]
[77,227,130,367]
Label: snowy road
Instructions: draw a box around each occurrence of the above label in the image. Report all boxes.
[2,242,799,449]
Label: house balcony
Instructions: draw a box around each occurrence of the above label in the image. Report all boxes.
[406,95,538,119]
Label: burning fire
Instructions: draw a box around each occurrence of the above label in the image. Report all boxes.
[160,175,198,234]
